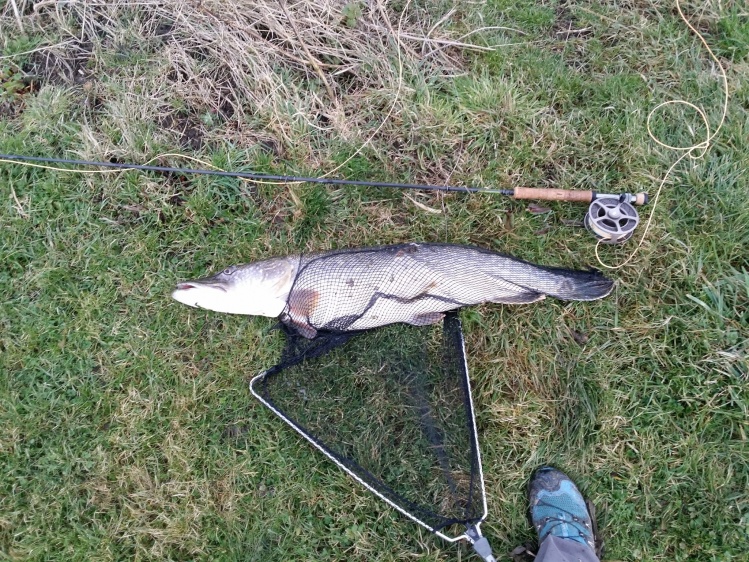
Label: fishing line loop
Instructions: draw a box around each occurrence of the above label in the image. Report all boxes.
[594,0,729,270]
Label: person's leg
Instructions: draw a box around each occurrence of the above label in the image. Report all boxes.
[529,467,600,562]
[535,536,600,562]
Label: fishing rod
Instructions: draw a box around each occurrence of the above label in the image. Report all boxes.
[0,153,647,243]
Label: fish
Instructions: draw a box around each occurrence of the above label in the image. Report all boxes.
[172,243,614,338]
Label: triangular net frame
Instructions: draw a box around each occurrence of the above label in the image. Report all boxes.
[249,311,489,542]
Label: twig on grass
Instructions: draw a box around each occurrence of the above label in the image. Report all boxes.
[9,0,25,32]
[9,182,29,219]
[278,0,340,113]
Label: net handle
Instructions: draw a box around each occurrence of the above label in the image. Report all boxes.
[466,524,497,562]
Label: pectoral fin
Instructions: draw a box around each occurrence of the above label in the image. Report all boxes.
[287,319,318,339]
[285,288,320,338]
[287,288,320,315]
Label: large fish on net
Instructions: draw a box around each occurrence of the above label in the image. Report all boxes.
[172,243,614,338]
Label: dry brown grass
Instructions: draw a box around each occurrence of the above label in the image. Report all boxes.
[10,0,509,166]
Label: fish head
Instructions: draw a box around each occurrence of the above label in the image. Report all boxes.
[171,256,296,317]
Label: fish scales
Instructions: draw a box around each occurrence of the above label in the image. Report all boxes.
[282,243,612,336]
[172,242,614,338]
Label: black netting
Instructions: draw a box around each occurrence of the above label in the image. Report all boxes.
[253,311,484,534]
[279,243,612,338]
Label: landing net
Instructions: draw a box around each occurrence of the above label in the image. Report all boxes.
[250,311,490,545]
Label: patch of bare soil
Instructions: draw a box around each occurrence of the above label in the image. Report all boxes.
[27,40,94,86]
[552,1,593,41]
[156,113,205,150]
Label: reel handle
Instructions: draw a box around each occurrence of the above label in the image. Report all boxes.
[512,187,648,206]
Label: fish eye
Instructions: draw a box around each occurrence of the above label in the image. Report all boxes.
[223,266,235,276]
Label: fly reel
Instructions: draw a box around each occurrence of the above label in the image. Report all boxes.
[584,197,641,244]
[508,188,648,244]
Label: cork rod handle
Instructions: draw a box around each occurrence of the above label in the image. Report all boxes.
[513,187,593,203]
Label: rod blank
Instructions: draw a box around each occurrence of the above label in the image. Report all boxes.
[0,153,646,205]
[0,153,509,194]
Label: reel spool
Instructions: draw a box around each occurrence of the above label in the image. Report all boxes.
[584,197,640,244]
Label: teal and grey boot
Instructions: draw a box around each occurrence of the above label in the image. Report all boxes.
[529,467,596,551]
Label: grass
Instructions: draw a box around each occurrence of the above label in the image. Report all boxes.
[1,0,748,560]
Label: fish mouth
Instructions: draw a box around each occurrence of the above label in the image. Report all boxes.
[174,280,227,293]
[171,279,230,310]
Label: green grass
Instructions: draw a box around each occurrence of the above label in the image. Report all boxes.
[1,0,748,561]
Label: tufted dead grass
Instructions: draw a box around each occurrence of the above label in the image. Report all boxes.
[8,0,515,165]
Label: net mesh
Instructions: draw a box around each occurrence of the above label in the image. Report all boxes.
[253,311,485,534]
[279,243,612,338]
